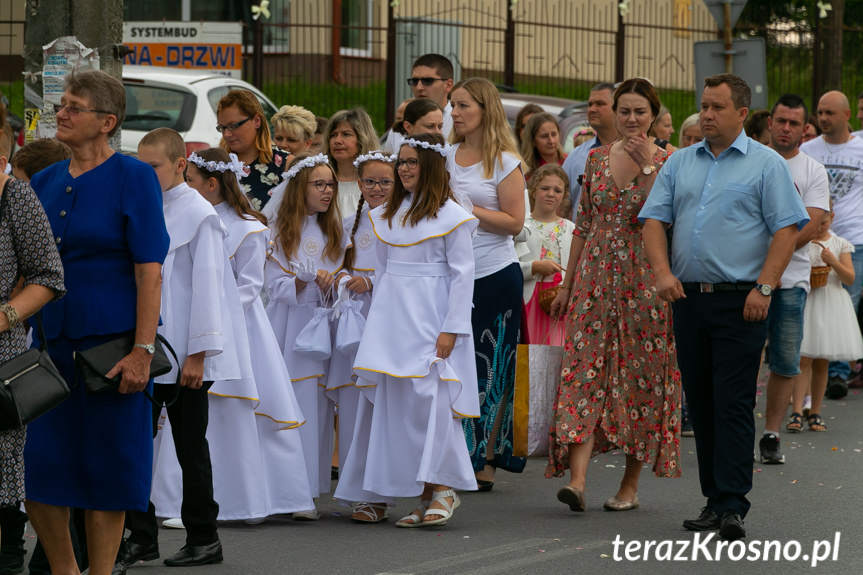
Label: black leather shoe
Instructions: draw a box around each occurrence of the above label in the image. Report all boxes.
[719,511,746,540]
[119,540,160,567]
[682,507,720,531]
[163,541,223,567]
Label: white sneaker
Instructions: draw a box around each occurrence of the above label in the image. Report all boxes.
[161,517,185,529]
[292,509,320,521]
[243,517,267,525]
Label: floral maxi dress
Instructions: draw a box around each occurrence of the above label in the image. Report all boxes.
[545,146,681,479]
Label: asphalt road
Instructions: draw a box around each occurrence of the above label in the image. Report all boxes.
[21,370,863,574]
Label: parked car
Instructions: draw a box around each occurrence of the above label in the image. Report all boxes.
[498,91,589,154]
[121,66,278,156]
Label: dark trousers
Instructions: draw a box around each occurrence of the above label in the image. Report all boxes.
[672,291,766,517]
[126,382,219,547]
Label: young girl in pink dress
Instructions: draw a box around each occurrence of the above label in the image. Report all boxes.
[517,163,575,346]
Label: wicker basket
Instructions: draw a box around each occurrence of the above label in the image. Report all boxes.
[810,265,831,288]
[538,285,562,314]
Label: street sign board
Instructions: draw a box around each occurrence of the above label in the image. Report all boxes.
[702,0,749,29]
[694,38,768,109]
[122,21,243,78]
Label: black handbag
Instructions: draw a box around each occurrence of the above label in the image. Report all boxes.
[0,314,70,431]
[74,332,180,406]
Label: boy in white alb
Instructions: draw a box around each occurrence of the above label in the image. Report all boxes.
[122,128,252,568]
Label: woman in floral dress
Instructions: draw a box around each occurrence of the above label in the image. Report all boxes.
[217,89,289,211]
[546,78,680,513]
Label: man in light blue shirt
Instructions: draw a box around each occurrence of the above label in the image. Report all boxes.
[561,83,616,217]
[639,74,808,541]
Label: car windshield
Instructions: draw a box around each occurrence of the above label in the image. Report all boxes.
[123,84,196,132]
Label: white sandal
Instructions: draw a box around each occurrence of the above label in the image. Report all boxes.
[395,499,431,528]
[351,502,389,523]
[421,489,461,527]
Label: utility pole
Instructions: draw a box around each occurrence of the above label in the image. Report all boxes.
[23,0,123,142]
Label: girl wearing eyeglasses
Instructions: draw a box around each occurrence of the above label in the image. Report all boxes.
[352,133,479,528]
[266,154,348,519]
[330,151,397,523]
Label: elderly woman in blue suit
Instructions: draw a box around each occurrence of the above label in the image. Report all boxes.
[24,70,170,575]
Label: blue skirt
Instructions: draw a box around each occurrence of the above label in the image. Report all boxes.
[462,262,526,473]
[24,334,154,511]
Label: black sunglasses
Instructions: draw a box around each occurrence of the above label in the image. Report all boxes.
[406,77,449,87]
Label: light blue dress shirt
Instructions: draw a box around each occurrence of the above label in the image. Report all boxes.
[638,130,809,283]
[561,136,602,220]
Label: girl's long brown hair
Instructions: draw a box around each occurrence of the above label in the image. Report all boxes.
[192,148,266,225]
[382,133,452,228]
[275,154,344,263]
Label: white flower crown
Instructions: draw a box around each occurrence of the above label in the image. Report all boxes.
[188,152,247,185]
[402,137,450,157]
[353,150,397,168]
[282,153,330,182]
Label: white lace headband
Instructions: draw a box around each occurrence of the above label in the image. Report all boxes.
[283,153,330,182]
[353,150,397,168]
[402,138,450,157]
[188,152,246,185]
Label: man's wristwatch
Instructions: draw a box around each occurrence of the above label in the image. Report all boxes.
[754,283,774,296]
[134,342,156,355]
[642,164,658,176]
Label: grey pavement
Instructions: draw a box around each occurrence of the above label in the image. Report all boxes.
[22,371,863,574]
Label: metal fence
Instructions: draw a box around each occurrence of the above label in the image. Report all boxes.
[0,2,25,126]
[243,0,863,135]
[3,1,863,138]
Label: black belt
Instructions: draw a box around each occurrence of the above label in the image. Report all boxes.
[681,282,756,293]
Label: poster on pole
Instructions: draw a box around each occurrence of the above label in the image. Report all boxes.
[35,36,100,139]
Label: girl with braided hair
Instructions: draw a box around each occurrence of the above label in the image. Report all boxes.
[330,151,397,523]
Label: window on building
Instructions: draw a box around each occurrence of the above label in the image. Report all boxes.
[340,0,372,57]
[124,0,181,20]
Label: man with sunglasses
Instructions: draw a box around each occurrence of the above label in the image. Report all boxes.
[408,54,455,138]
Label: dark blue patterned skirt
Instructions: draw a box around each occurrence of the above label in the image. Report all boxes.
[462,262,526,473]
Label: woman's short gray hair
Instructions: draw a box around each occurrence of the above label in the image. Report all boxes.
[64,70,126,137]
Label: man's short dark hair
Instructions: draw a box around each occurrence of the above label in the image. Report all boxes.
[412,54,454,79]
[704,73,751,110]
[771,93,808,124]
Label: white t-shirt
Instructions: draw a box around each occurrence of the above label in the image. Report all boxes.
[780,151,831,292]
[800,135,863,245]
[447,144,522,278]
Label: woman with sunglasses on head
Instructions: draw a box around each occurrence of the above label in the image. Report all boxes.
[447,77,527,491]
[217,90,288,211]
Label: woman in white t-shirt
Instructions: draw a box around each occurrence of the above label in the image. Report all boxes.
[447,77,527,491]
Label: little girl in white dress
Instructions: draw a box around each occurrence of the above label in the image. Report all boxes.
[795,210,863,432]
